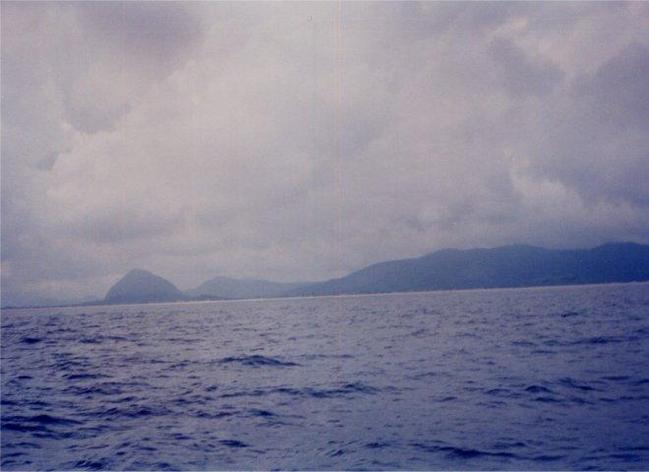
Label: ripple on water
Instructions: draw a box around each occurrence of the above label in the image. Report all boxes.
[218,355,300,367]
[219,382,380,399]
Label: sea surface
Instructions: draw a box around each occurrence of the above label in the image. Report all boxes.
[2,283,649,470]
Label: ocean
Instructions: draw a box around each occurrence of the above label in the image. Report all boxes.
[2,283,649,470]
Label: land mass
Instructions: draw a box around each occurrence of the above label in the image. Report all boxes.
[186,276,305,300]
[285,242,649,297]
[104,269,186,304]
[5,242,649,308]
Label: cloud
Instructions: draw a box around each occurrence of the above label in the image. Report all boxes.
[528,42,649,208]
[2,2,649,306]
[489,37,564,97]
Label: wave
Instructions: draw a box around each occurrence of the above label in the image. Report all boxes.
[220,439,248,448]
[525,385,554,394]
[2,414,81,426]
[72,459,107,470]
[220,382,380,399]
[63,373,109,381]
[558,377,599,391]
[218,355,299,367]
[412,442,519,459]
[248,409,276,417]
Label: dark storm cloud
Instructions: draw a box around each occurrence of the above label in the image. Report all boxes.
[76,2,203,62]
[529,43,649,208]
[489,38,564,97]
[66,3,204,133]
[2,2,649,306]
[576,43,649,128]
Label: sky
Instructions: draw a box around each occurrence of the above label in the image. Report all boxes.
[2,2,649,306]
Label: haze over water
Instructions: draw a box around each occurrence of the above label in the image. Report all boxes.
[2,282,649,470]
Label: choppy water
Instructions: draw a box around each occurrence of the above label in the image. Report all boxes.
[2,283,649,470]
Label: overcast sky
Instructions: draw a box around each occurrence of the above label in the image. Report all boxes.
[2,2,649,305]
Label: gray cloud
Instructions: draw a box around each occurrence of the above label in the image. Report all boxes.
[2,2,649,306]
[576,42,649,128]
[528,43,649,208]
[489,38,564,97]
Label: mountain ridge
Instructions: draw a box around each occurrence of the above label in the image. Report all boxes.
[285,242,649,297]
[186,276,306,300]
[5,242,648,308]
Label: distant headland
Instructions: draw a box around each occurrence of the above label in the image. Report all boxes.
[4,242,649,309]
[100,242,649,304]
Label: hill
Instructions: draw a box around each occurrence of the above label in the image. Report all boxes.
[285,242,649,297]
[104,269,185,304]
[187,276,306,300]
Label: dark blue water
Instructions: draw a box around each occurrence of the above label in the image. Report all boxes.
[2,283,649,470]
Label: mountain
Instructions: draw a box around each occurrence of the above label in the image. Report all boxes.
[187,276,306,300]
[104,269,185,304]
[285,242,649,297]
